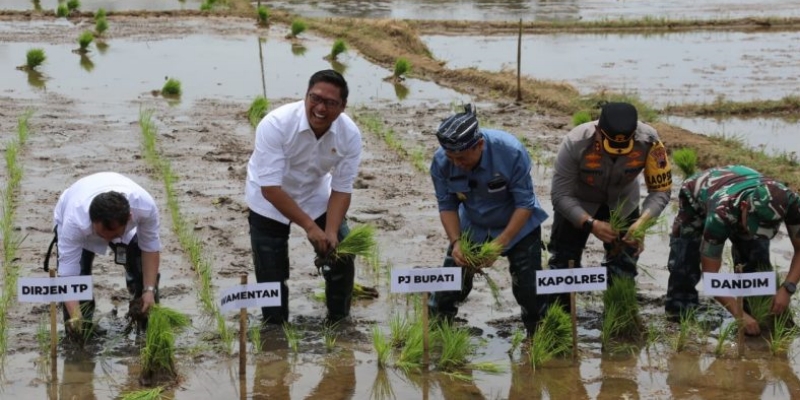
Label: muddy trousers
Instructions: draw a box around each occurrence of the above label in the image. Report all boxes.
[249,211,355,325]
[544,207,640,315]
[59,235,157,323]
[665,234,771,315]
[428,227,543,334]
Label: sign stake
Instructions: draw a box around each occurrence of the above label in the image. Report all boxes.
[735,264,745,358]
[422,292,430,368]
[568,260,578,361]
[49,268,58,381]
[239,274,248,377]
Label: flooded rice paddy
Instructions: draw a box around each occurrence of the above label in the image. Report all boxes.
[1,2,800,400]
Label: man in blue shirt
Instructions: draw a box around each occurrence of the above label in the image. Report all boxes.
[428,105,549,336]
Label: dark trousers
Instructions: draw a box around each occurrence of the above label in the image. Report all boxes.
[544,206,640,313]
[249,210,355,325]
[665,233,771,315]
[59,235,154,322]
[428,227,543,333]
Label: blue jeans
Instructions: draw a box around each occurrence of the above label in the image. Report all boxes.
[428,227,543,333]
[249,211,355,324]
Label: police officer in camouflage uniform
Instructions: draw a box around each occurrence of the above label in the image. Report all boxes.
[665,165,800,335]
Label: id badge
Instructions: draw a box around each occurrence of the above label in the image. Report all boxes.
[114,243,128,265]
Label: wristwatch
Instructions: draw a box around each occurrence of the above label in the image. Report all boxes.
[583,217,595,233]
[782,281,796,296]
[144,286,156,293]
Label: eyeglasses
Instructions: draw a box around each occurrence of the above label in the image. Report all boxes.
[307,92,342,108]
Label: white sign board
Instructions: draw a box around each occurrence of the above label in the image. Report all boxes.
[391,267,462,294]
[18,275,93,302]
[536,267,607,294]
[219,282,282,313]
[703,271,775,297]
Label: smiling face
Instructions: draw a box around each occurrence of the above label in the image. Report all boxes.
[305,82,346,136]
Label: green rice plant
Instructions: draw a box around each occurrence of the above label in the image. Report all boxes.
[95,17,109,36]
[119,387,166,400]
[671,308,697,352]
[141,306,190,381]
[467,361,505,374]
[25,48,46,70]
[200,1,213,11]
[672,148,697,178]
[601,277,642,347]
[322,324,338,352]
[769,312,800,355]
[66,0,80,10]
[528,304,572,367]
[161,78,182,97]
[435,321,475,370]
[627,215,664,243]
[330,39,347,60]
[372,325,391,367]
[396,318,425,370]
[333,224,377,260]
[35,316,49,354]
[289,19,307,38]
[247,95,269,128]
[644,321,662,352]
[77,31,94,53]
[94,8,106,21]
[458,236,503,269]
[572,110,592,126]
[32,0,42,11]
[745,295,773,326]
[393,57,411,80]
[56,3,69,17]
[256,5,269,26]
[608,201,631,233]
[410,147,428,173]
[389,313,412,347]
[283,322,300,353]
[508,328,526,356]
[714,321,738,356]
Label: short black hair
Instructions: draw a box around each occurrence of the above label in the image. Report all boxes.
[89,191,130,230]
[307,69,349,103]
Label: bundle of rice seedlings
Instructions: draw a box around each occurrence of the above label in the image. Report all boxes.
[769,312,800,355]
[282,322,300,353]
[56,3,68,17]
[140,306,190,382]
[94,8,106,21]
[332,224,377,260]
[119,387,165,400]
[256,5,269,26]
[25,48,46,71]
[601,277,642,347]
[289,19,306,38]
[508,328,526,356]
[161,78,182,97]
[714,320,738,356]
[66,0,80,11]
[571,110,592,126]
[744,295,772,326]
[389,313,412,347]
[247,95,269,128]
[393,58,411,81]
[458,236,503,306]
[396,319,425,370]
[77,31,94,53]
[672,148,697,178]
[435,321,475,371]
[626,215,664,243]
[95,17,108,36]
[330,39,347,60]
[371,325,391,367]
[529,303,572,367]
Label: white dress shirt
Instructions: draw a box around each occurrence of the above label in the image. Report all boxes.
[245,100,362,224]
[54,172,161,277]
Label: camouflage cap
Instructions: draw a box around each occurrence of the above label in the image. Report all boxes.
[744,181,791,239]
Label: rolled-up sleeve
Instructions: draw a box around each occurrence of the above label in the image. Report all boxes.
[252,117,287,188]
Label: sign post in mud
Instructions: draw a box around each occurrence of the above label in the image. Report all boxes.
[536,265,607,361]
[17,272,94,380]
[391,267,462,368]
[703,267,775,357]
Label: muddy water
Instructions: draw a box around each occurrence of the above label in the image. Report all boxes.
[664,115,800,157]
[3,0,203,12]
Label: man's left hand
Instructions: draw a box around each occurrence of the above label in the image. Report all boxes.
[772,289,791,315]
[141,290,156,313]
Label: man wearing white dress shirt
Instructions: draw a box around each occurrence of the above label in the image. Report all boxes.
[49,172,161,338]
[245,69,362,326]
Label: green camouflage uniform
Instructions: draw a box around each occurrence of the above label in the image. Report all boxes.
[665,165,800,315]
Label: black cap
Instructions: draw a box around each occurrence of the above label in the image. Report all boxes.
[436,104,483,152]
[598,102,638,155]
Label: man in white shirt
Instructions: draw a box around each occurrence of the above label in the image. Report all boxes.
[245,69,362,325]
[49,172,162,339]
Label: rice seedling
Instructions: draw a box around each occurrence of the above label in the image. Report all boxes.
[94,8,106,21]
[396,319,425,371]
[200,1,213,11]
[528,304,572,367]
[467,361,505,374]
[56,3,69,17]
[671,147,697,178]
[745,295,772,326]
[571,110,592,126]
[161,78,182,97]
[330,39,347,60]
[372,325,391,367]
[458,236,503,269]
[608,201,631,233]
[389,313,412,347]
[25,48,46,71]
[671,308,696,352]
[141,306,190,381]
[283,323,301,353]
[119,387,166,400]
[32,0,42,11]
[322,324,338,352]
[769,312,799,355]
[410,147,428,173]
[247,95,269,128]
[77,31,94,53]
[714,320,738,356]
[332,224,377,260]
[289,19,307,38]
[644,321,662,352]
[435,321,475,370]
[66,0,80,11]
[626,215,664,243]
[256,5,269,26]
[508,328,526,356]
[600,277,642,347]
[393,58,411,81]
[95,17,109,36]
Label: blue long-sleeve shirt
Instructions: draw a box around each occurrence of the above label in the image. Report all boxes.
[430,129,548,250]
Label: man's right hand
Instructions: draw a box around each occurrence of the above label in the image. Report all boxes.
[307,225,332,255]
[591,220,618,243]
[743,313,761,336]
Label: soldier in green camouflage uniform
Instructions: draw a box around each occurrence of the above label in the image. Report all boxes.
[665,165,800,335]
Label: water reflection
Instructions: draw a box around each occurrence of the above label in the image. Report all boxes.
[26,69,46,89]
[436,369,485,399]
[60,351,97,400]
[598,354,639,400]
[393,83,409,101]
[369,369,396,400]
[306,349,356,400]
[508,361,588,399]
[31,0,41,11]
[291,43,308,56]
[330,59,348,75]
[96,40,109,55]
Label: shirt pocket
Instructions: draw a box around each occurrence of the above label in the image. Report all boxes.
[317,148,345,172]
